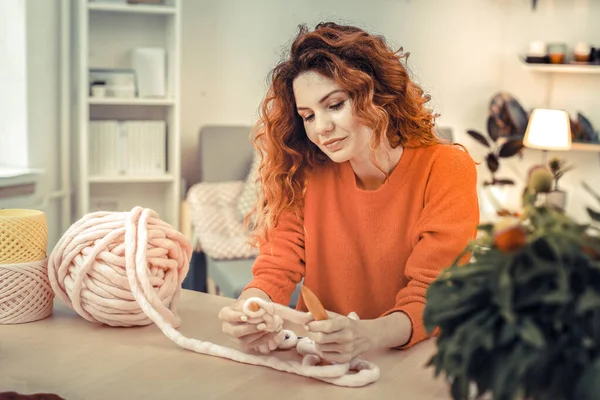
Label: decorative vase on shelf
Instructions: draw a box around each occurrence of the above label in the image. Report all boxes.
[545,157,573,212]
[544,190,567,211]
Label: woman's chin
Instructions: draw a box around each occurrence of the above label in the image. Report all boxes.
[325,153,351,163]
[322,147,352,164]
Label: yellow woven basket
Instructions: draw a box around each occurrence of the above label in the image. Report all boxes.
[0,209,53,324]
[0,209,48,263]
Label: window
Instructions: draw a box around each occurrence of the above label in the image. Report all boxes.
[0,0,28,169]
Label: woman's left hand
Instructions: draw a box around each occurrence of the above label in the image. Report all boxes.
[305,312,374,364]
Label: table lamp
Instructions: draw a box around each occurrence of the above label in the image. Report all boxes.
[523,108,572,161]
[523,108,572,210]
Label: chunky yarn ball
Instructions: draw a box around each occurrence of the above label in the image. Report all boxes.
[48,207,192,327]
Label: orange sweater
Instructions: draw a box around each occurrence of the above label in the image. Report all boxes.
[244,144,479,348]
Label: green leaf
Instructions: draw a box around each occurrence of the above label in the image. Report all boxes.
[546,238,571,293]
[424,279,489,332]
[574,357,600,400]
[592,309,600,343]
[494,178,516,185]
[499,323,518,345]
[539,291,571,305]
[577,288,600,315]
[518,318,546,348]
[531,237,558,261]
[497,261,515,323]
[439,264,495,281]
[491,347,526,400]
[545,361,583,400]
[583,181,600,203]
[487,115,502,142]
[514,281,553,309]
[466,129,491,148]
[424,299,485,329]
[472,354,494,397]
[513,258,556,286]
[450,376,470,400]
[486,153,499,173]
[498,138,524,158]
[587,207,600,223]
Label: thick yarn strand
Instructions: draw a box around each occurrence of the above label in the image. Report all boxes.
[47,206,380,387]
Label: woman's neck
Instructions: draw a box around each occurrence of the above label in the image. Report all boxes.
[349,142,403,191]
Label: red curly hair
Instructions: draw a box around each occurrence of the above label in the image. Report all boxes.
[249,22,443,243]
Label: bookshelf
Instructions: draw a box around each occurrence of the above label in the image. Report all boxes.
[73,0,181,228]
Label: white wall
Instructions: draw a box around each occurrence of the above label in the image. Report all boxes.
[180,0,506,183]
[180,0,600,223]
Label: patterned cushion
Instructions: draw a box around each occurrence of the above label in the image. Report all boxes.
[236,151,261,225]
[187,181,258,260]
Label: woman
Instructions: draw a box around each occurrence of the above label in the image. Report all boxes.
[218,22,479,363]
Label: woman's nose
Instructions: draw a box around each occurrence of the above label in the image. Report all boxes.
[314,114,334,135]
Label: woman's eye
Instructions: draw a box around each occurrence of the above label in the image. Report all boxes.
[303,114,314,122]
[329,101,345,110]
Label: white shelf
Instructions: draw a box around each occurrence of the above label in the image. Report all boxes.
[521,60,600,74]
[88,2,176,15]
[89,97,174,106]
[520,57,600,155]
[570,143,600,152]
[89,174,175,183]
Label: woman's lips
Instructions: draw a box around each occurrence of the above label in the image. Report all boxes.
[323,137,346,151]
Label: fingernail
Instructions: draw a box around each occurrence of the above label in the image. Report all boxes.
[240,315,248,322]
[257,323,266,331]
[304,324,310,331]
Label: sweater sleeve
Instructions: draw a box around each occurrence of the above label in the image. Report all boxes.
[381,146,479,348]
[243,210,306,306]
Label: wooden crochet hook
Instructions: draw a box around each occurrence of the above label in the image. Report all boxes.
[301,286,329,321]
[301,286,335,366]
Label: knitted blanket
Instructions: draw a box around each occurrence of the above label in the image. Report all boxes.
[186,181,258,260]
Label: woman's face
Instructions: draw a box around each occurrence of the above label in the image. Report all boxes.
[293,71,371,164]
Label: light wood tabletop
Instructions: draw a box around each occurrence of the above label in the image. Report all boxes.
[0,290,452,400]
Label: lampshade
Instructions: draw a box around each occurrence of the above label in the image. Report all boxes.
[523,109,572,151]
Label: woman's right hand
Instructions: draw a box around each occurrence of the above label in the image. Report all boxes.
[218,289,280,354]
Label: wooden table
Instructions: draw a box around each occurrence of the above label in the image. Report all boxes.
[0,290,452,399]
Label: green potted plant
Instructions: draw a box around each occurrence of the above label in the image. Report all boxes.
[467,115,524,221]
[466,127,523,188]
[423,167,600,400]
[545,157,574,211]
